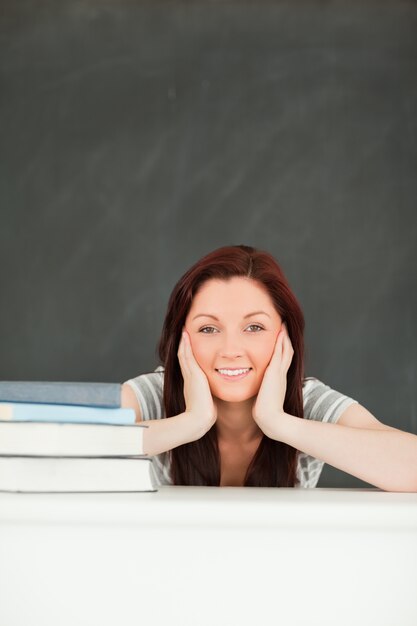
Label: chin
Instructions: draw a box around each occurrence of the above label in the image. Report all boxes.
[210,384,258,403]
[215,393,253,405]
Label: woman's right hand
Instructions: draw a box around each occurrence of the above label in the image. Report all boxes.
[177,328,218,433]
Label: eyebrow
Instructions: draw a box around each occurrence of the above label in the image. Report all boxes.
[192,311,271,321]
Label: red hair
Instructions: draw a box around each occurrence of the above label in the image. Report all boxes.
[157,244,304,486]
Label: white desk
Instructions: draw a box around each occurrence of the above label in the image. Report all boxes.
[1,486,417,626]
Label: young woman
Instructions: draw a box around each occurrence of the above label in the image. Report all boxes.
[122,244,417,491]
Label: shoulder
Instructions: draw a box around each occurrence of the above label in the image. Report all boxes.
[302,376,358,425]
[121,383,143,422]
[123,366,164,389]
[122,366,165,421]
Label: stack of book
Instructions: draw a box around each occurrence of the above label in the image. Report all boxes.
[0,380,158,493]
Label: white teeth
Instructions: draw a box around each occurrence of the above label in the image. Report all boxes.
[217,368,250,377]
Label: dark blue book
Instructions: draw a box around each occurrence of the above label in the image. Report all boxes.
[0,381,121,408]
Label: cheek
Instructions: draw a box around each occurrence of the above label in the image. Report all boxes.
[255,340,276,368]
[189,338,211,369]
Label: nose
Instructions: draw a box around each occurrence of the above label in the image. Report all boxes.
[218,334,244,360]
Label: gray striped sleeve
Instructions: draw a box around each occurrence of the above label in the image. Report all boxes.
[124,366,165,421]
[302,377,358,424]
[297,377,359,488]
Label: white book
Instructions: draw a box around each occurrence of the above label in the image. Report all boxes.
[0,421,147,456]
[0,456,158,492]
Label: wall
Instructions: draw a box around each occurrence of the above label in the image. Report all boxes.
[1,0,416,487]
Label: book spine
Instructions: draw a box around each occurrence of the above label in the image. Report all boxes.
[0,403,136,425]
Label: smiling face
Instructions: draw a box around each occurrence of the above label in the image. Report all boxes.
[184,276,283,403]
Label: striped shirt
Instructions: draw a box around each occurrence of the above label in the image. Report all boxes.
[125,366,358,488]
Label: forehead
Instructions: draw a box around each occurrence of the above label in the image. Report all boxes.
[189,277,275,311]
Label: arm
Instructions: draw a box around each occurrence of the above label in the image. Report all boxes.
[267,407,417,493]
[121,383,207,457]
[252,325,417,492]
[120,333,217,458]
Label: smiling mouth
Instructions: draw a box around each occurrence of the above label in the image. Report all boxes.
[215,368,252,381]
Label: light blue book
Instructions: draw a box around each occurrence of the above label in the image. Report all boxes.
[0,402,136,425]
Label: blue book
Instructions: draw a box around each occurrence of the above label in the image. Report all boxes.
[0,402,136,425]
[0,381,121,408]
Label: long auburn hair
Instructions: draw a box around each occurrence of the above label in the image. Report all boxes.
[157,244,304,487]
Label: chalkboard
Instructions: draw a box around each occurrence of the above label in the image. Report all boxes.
[1,0,416,487]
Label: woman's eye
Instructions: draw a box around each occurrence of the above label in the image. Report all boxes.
[247,324,264,332]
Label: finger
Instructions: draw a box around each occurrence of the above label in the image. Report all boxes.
[276,327,285,350]
[281,330,294,368]
[182,329,198,372]
[178,331,191,377]
[184,331,200,370]
[182,329,190,355]
[177,331,186,358]
[266,330,283,367]
[273,324,290,361]
[282,324,293,350]
[281,323,291,343]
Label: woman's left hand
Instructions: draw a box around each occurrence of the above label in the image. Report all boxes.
[252,323,294,438]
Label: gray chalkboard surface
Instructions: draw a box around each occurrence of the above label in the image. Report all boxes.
[1,1,416,487]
